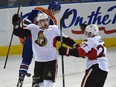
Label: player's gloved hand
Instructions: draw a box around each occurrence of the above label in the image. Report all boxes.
[12,14,20,26]
[80,23,87,31]
[58,46,70,56]
[73,43,80,48]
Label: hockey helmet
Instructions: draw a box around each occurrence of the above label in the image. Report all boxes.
[37,13,49,22]
[84,24,99,36]
[48,1,61,12]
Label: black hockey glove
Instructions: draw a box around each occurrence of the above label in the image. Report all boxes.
[58,46,69,56]
[56,36,77,48]
[12,14,20,26]
[59,46,79,57]
[80,23,87,31]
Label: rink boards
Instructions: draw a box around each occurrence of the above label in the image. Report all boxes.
[0,1,116,56]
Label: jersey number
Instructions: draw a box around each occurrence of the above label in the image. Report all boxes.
[97,45,105,57]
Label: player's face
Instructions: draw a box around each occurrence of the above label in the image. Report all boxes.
[39,18,49,29]
[84,31,92,37]
[87,32,92,37]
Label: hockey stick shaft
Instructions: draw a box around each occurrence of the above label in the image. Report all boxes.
[4,4,21,69]
[60,20,65,87]
[60,10,72,87]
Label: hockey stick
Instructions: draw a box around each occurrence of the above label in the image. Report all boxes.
[60,10,72,87]
[4,4,21,69]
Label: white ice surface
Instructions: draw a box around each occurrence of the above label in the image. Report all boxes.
[0,47,116,87]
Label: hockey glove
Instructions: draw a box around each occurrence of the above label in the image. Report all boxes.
[59,46,79,57]
[56,36,77,48]
[58,46,70,56]
[73,43,80,48]
[12,14,20,26]
[80,23,87,31]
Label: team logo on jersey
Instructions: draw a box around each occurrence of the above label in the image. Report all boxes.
[47,71,52,77]
[35,31,47,47]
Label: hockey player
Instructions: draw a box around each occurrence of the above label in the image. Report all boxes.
[12,1,61,87]
[13,13,77,87]
[58,24,108,87]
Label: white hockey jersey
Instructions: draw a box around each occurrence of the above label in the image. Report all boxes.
[80,35,108,72]
[26,24,67,62]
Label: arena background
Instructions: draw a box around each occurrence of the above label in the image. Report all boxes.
[0,1,116,56]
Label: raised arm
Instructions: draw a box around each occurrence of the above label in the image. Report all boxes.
[55,36,79,48]
[12,14,31,37]
[13,27,31,37]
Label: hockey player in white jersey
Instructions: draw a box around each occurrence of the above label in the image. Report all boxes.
[13,13,77,87]
[59,24,108,87]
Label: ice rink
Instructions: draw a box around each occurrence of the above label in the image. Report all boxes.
[0,47,116,87]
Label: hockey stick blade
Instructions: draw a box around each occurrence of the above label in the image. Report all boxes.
[62,10,72,20]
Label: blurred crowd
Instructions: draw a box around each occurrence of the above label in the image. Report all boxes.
[0,0,114,8]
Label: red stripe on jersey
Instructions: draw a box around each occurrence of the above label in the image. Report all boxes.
[86,48,97,60]
[78,48,86,57]
[53,37,57,47]
[35,7,57,25]
[81,69,92,87]
[20,66,28,69]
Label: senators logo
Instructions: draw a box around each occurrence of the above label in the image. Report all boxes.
[35,31,47,47]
